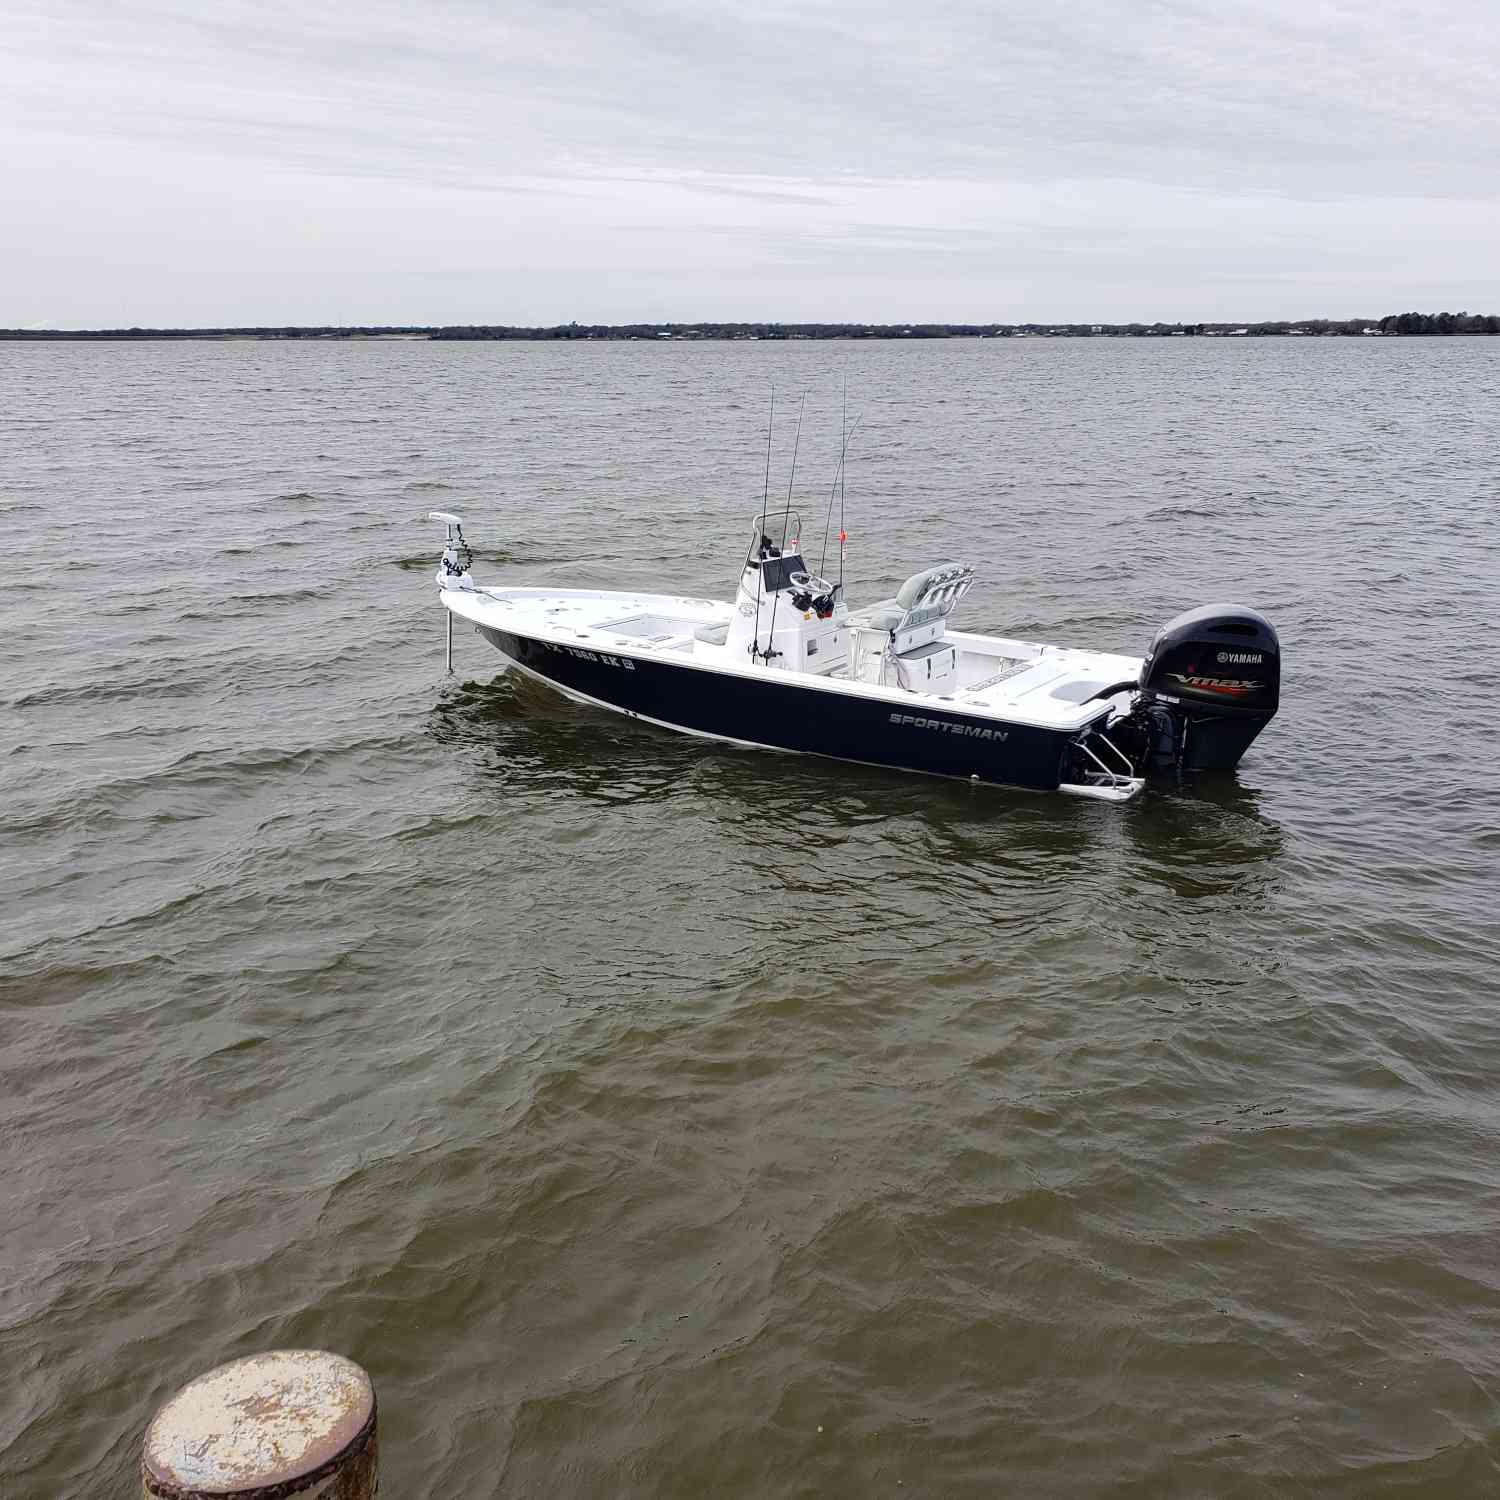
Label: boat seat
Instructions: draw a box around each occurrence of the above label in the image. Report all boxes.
[693,622,730,645]
[852,602,904,632]
[897,562,974,614]
[851,563,975,635]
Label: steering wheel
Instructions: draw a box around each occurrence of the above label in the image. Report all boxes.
[789,570,835,596]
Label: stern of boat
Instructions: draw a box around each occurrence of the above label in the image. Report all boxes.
[1059,721,1146,802]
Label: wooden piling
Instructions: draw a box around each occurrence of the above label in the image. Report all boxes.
[141,1350,376,1499]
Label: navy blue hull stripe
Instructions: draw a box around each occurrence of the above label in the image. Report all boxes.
[479,626,1077,790]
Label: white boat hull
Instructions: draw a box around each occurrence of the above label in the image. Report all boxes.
[442,585,1146,796]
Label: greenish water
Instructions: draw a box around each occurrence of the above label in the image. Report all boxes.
[3,337,1498,1496]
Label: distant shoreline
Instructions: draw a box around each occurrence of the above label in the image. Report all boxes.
[2,313,1496,341]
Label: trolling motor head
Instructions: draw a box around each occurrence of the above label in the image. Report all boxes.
[430,511,474,591]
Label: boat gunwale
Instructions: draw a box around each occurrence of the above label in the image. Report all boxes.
[441,584,1136,736]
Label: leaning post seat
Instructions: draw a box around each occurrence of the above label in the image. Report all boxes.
[848,563,975,688]
[851,562,975,651]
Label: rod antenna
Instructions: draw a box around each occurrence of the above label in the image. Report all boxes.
[750,385,775,659]
[761,386,775,542]
[783,390,807,528]
[838,404,861,590]
[818,383,860,578]
[763,390,806,661]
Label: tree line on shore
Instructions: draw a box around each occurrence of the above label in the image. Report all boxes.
[3,311,1496,340]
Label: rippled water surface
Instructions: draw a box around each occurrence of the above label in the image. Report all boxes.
[3,337,1499,1497]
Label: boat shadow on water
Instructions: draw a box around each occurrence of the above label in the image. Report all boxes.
[425,670,1284,900]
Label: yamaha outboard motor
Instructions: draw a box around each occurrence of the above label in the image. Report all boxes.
[1121,605,1280,773]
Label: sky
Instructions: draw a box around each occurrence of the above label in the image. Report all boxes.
[2,0,1498,326]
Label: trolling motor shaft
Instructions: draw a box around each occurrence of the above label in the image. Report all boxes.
[430,511,475,674]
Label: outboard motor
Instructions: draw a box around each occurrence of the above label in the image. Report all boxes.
[1123,605,1280,773]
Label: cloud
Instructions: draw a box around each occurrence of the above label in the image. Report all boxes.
[2,0,1497,322]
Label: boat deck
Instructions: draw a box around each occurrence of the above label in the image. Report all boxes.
[442,585,1142,733]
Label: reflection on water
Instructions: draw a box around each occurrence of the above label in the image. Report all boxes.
[427,664,1288,922]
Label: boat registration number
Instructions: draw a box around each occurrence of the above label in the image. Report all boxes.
[545,643,636,669]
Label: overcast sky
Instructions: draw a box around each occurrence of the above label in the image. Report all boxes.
[3,0,1498,326]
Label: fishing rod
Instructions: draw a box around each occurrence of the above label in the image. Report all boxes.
[818,396,862,584]
[749,385,775,659]
[762,390,807,661]
[839,402,856,592]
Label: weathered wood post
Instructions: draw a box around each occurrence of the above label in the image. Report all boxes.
[142,1350,376,1499]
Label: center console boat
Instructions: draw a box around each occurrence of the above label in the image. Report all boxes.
[429,509,1280,802]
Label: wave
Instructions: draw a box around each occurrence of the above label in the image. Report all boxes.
[10,671,220,709]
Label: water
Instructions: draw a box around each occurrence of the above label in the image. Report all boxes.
[2,337,1498,1497]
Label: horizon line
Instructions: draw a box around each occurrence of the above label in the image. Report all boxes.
[3,312,1497,340]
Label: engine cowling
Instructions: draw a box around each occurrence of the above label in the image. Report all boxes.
[1134,605,1280,771]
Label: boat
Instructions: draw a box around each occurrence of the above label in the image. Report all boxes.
[426,502,1279,803]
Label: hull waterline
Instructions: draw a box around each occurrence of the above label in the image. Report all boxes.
[477,623,1081,791]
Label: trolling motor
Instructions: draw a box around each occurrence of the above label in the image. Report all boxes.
[430,511,474,591]
[1109,604,1282,773]
[430,511,477,675]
